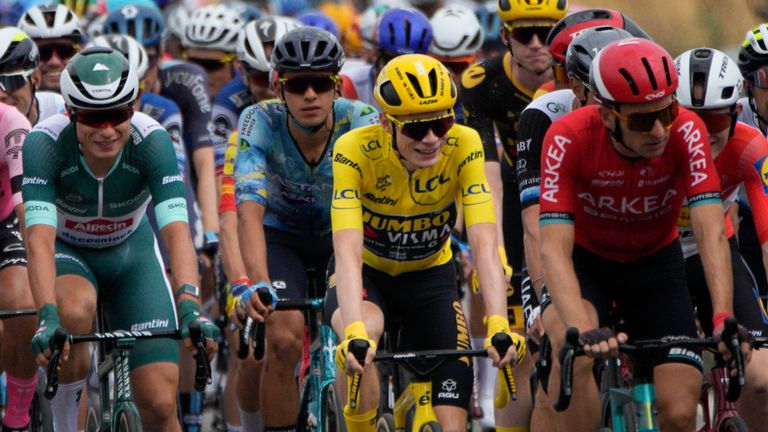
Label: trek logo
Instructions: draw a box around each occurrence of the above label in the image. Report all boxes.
[65,218,133,235]
[414,174,450,193]
[333,189,359,200]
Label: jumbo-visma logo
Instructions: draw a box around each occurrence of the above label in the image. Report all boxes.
[754,155,768,194]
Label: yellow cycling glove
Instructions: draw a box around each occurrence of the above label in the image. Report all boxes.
[484,314,527,408]
[335,321,377,371]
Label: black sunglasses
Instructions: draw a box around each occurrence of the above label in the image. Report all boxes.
[279,76,338,95]
[389,114,455,141]
[506,25,553,45]
[0,72,32,93]
[38,43,78,62]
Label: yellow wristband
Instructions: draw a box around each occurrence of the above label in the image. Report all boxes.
[344,321,369,340]
[485,314,511,337]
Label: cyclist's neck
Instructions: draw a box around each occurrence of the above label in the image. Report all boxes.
[504,52,550,96]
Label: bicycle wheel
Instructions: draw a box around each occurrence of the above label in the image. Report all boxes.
[297,379,313,432]
[719,416,750,432]
[420,421,442,432]
[376,413,395,432]
[322,384,346,432]
[85,407,100,432]
[116,410,142,432]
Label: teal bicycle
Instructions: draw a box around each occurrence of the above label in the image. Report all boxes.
[555,319,746,432]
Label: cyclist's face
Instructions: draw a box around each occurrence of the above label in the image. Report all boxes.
[502,21,553,75]
[0,72,36,117]
[186,48,236,99]
[280,72,338,127]
[388,110,453,172]
[36,38,78,92]
[75,114,131,169]
[601,95,675,159]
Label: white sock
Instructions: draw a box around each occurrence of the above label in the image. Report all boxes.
[228,423,243,432]
[51,379,85,432]
[240,409,263,432]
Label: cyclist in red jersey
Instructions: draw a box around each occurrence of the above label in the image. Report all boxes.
[676,47,768,431]
[539,38,748,432]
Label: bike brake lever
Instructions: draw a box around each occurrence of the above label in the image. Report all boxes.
[44,328,69,400]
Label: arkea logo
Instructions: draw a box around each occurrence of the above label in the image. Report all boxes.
[65,218,133,235]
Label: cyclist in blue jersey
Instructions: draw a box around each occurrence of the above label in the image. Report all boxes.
[23,47,219,432]
[231,27,379,432]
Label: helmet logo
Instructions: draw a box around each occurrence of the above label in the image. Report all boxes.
[645,90,666,100]
[617,39,639,47]
[93,63,110,72]
[121,6,138,19]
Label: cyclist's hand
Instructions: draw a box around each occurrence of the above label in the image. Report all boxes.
[226,277,251,328]
[238,281,277,322]
[713,315,752,365]
[335,321,377,376]
[579,327,627,359]
[179,300,220,358]
[484,315,525,368]
[202,230,219,258]
[32,304,69,367]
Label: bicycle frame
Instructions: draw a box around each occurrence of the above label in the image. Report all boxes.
[91,336,143,431]
[303,322,340,430]
[606,382,658,432]
[391,380,437,432]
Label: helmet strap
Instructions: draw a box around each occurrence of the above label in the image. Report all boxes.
[608,107,638,159]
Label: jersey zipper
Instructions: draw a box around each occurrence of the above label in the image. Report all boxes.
[97,178,104,218]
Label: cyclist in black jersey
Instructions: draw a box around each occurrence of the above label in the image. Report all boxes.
[459,0,567,429]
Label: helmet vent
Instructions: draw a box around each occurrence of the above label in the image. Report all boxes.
[721,87,734,101]
[404,19,412,48]
[284,41,296,59]
[379,81,402,106]
[692,71,706,107]
[43,11,56,28]
[641,57,658,90]
[301,41,311,59]
[405,72,424,97]
[618,68,639,96]
[662,56,672,86]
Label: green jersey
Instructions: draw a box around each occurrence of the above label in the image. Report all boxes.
[22,112,188,248]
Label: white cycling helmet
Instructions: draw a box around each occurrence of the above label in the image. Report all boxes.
[237,16,301,72]
[676,48,743,109]
[183,4,245,52]
[429,5,483,60]
[164,4,189,40]
[60,46,139,110]
[18,4,84,43]
[86,34,149,80]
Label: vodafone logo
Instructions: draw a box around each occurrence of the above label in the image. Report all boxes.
[65,218,133,235]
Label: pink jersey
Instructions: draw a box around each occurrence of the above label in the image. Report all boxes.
[540,106,722,262]
[0,103,29,221]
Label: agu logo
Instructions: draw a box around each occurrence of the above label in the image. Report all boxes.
[753,155,768,194]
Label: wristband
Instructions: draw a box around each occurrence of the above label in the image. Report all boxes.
[485,314,510,336]
[344,321,369,340]
[175,283,200,300]
[712,312,732,332]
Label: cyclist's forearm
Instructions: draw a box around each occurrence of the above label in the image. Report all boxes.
[333,230,364,326]
[468,222,507,318]
[540,224,591,330]
[522,205,545,298]
[219,210,248,281]
[26,224,57,307]
[161,221,200,292]
[485,161,505,248]
[692,203,734,316]
[193,147,220,234]
[237,201,269,283]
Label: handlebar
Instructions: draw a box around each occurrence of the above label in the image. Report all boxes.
[722,317,745,402]
[491,333,518,406]
[346,339,369,413]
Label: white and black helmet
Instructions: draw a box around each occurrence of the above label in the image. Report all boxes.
[0,27,39,74]
[429,5,484,59]
[183,4,246,52]
[18,4,84,43]
[86,34,149,80]
[237,16,301,72]
[676,48,743,109]
[60,46,139,110]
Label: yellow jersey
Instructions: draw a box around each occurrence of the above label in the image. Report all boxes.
[331,123,495,276]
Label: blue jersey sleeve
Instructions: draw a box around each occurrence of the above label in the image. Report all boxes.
[234,104,270,206]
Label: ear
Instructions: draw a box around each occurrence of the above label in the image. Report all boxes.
[31,69,42,87]
[381,113,392,133]
[500,26,511,49]
[735,102,744,115]
[335,75,343,98]
[598,104,614,129]
[569,76,584,99]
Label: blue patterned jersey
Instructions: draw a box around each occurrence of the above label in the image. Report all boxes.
[213,77,254,175]
[235,98,379,237]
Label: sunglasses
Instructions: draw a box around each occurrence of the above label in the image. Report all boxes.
[692,109,737,134]
[553,61,568,85]
[505,24,553,45]
[612,101,679,133]
[279,75,338,95]
[748,67,768,89]
[73,106,134,129]
[388,112,455,141]
[0,70,33,93]
[245,68,271,88]
[185,52,236,72]
[38,43,78,62]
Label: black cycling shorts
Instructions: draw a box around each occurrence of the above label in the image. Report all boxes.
[325,259,473,409]
[265,227,333,300]
[574,240,702,371]
[502,159,525,325]
[0,213,25,270]
[686,236,768,338]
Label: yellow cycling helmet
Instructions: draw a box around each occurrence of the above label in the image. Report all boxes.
[374,54,457,116]
[497,0,567,25]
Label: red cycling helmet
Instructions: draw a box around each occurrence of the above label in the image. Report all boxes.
[590,38,677,104]
[546,8,650,64]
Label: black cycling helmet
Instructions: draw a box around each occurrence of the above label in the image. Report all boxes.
[0,27,39,74]
[271,27,345,74]
[566,26,633,85]
[739,24,768,76]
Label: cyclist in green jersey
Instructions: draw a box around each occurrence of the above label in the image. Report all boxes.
[22,47,219,432]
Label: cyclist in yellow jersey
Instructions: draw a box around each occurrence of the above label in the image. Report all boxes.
[328,54,526,432]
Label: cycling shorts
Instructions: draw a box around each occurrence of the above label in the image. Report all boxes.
[265,227,333,301]
[502,159,524,328]
[574,240,703,371]
[325,259,473,409]
[686,236,768,338]
[0,213,25,270]
[54,220,179,369]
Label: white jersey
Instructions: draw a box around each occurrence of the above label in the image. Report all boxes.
[35,92,65,126]
[340,59,380,111]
